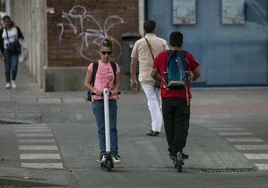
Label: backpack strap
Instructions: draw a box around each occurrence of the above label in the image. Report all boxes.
[91,62,99,86]
[110,61,117,84]
[91,61,117,86]
[179,50,188,70]
[165,50,174,72]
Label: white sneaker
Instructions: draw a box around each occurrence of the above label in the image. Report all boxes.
[100,155,106,163]
[5,83,11,89]
[112,155,121,164]
[11,80,16,88]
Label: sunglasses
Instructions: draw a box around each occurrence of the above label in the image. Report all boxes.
[100,51,112,55]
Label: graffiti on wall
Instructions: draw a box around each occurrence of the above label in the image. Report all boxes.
[58,5,124,61]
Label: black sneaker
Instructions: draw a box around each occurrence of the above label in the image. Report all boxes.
[146,130,159,136]
[182,153,189,160]
[169,152,189,160]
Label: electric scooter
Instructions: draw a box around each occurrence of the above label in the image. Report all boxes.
[169,151,187,173]
[94,88,120,172]
[173,151,184,173]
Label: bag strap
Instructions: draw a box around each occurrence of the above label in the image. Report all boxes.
[144,38,155,60]
[5,28,9,43]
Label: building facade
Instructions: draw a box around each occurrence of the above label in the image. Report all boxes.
[6,0,141,91]
[146,0,268,86]
[3,0,268,91]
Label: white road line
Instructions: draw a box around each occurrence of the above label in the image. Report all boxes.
[18,145,58,151]
[17,139,56,143]
[13,124,48,127]
[234,145,268,150]
[21,163,63,169]
[225,138,264,142]
[14,126,48,129]
[201,124,234,128]
[15,129,51,133]
[14,127,49,130]
[243,154,268,160]
[217,132,253,136]
[209,127,244,131]
[254,164,268,171]
[16,133,54,137]
[20,154,61,160]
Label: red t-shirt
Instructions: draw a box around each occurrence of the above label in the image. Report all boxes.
[153,50,200,99]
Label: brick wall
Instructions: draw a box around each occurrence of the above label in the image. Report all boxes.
[47,0,139,67]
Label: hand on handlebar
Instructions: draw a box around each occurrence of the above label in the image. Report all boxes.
[111,89,119,95]
[91,90,121,96]
[94,90,102,96]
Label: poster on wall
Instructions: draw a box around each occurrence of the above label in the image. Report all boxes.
[172,0,196,25]
[221,0,245,24]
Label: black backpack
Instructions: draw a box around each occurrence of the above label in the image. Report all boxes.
[87,61,117,101]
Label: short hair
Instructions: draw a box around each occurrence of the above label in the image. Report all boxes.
[100,37,113,50]
[169,31,183,47]
[144,20,156,33]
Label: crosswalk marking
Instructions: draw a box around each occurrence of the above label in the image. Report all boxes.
[234,145,268,150]
[14,126,48,129]
[14,127,49,130]
[201,124,234,128]
[21,163,63,169]
[217,132,253,136]
[16,133,54,137]
[254,164,268,171]
[225,138,264,142]
[209,127,244,131]
[15,129,51,133]
[243,154,268,160]
[13,124,63,170]
[20,154,61,160]
[13,124,48,127]
[18,145,58,151]
[17,139,56,143]
[202,122,268,172]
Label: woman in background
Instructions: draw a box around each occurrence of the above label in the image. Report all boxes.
[0,15,24,89]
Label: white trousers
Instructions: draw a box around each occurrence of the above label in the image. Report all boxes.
[141,83,163,132]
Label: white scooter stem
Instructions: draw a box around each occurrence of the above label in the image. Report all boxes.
[103,88,111,152]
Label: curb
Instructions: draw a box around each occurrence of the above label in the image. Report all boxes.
[0,177,62,187]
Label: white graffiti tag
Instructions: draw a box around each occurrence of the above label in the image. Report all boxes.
[58,5,124,61]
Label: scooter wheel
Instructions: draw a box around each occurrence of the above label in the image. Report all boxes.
[106,160,112,172]
[174,162,177,169]
[177,161,183,173]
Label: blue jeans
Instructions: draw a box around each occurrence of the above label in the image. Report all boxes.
[3,49,19,83]
[92,99,118,156]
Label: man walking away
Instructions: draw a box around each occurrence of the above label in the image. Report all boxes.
[151,31,200,159]
[130,20,169,136]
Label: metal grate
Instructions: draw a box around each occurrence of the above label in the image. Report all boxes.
[0,100,19,106]
[201,168,255,173]
[0,120,26,124]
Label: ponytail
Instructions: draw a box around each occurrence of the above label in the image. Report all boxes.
[100,36,113,50]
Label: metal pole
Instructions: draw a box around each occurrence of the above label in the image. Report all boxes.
[103,88,111,152]
[5,0,11,16]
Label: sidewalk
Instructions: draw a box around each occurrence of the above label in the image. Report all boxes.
[1,61,268,186]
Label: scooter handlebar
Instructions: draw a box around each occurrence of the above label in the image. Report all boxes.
[91,91,121,96]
